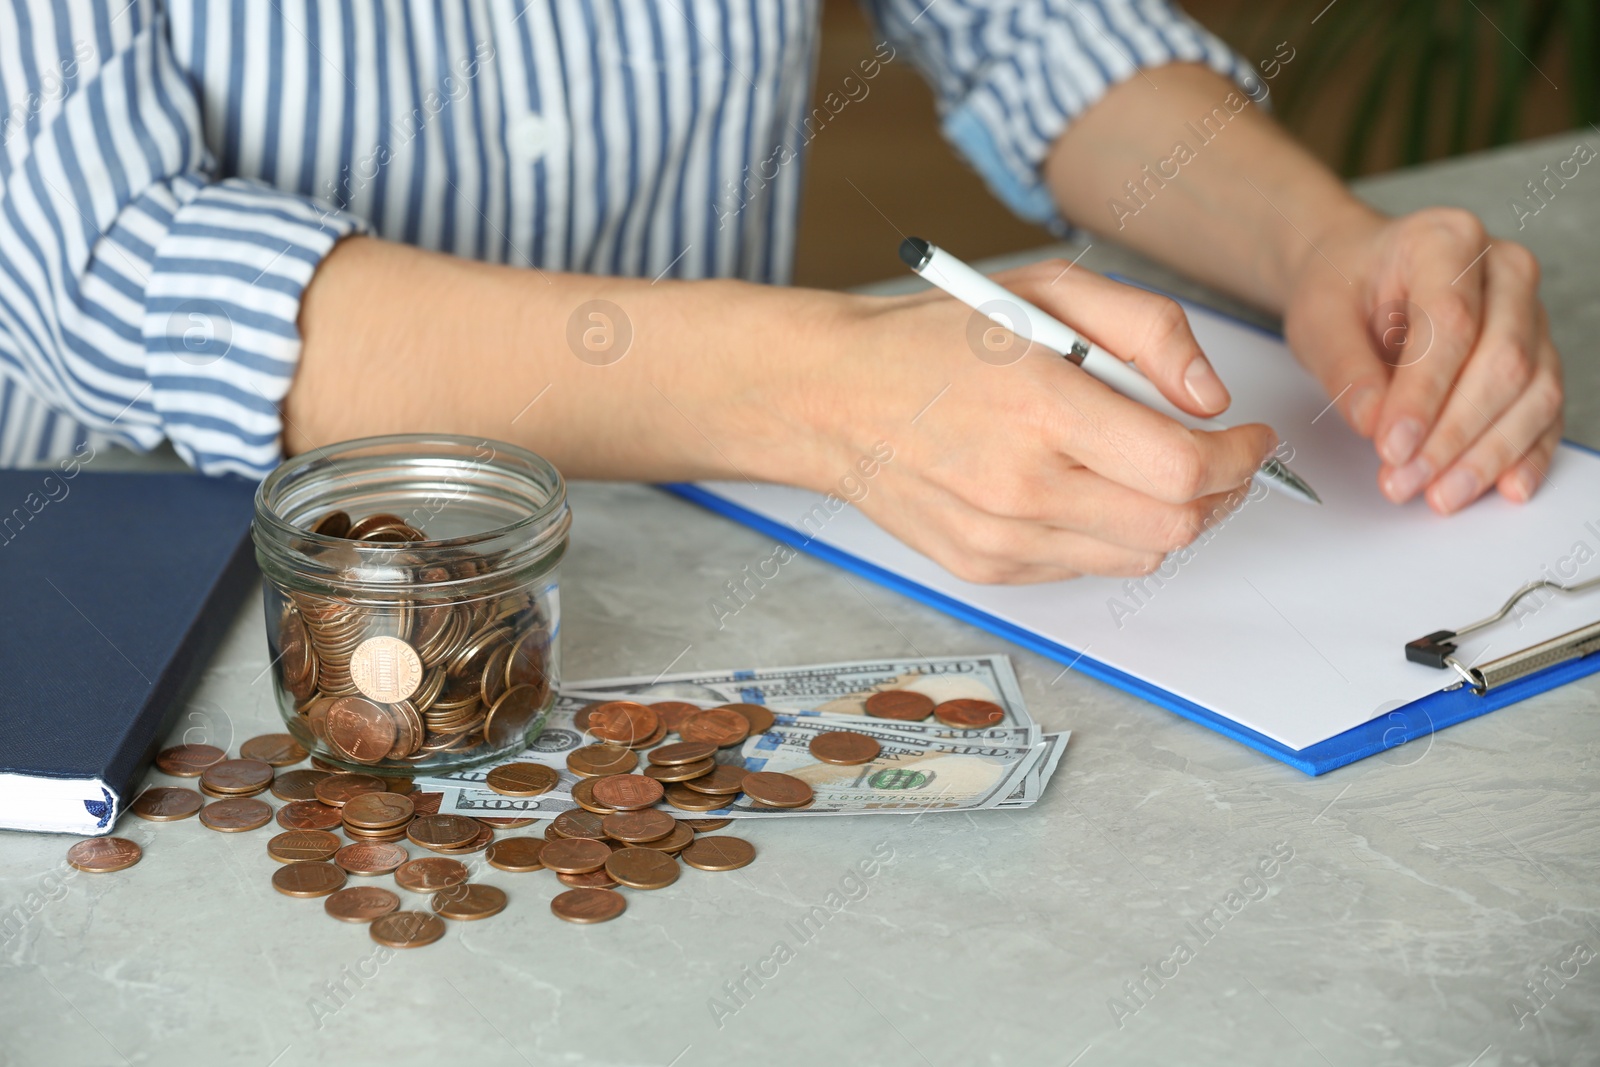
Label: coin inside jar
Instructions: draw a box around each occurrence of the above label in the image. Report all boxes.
[551,887,626,924]
[65,837,142,873]
[484,762,560,797]
[808,730,882,766]
[323,696,398,765]
[129,786,204,821]
[349,635,424,704]
[394,857,471,893]
[864,689,935,721]
[325,885,400,923]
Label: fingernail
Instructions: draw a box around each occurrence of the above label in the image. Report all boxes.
[1345,385,1380,435]
[1383,457,1431,502]
[1183,357,1230,413]
[1507,466,1538,502]
[1380,417,1423,465]
[1431,466,1480,513]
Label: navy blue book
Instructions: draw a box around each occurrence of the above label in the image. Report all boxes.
[0,462,257,834]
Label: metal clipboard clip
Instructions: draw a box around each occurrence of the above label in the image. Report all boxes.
[1406,575,1600,694]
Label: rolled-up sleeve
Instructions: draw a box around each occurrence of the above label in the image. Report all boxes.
[0,2,365,477]
[860,0,1263,231]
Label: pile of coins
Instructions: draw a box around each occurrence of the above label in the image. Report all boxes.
[864,690,1006,730]
[270,510,555,770]
[71,728,776,941]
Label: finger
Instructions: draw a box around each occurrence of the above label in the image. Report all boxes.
[1373,210,1491,467]
[1424,347,1563,514]
[1008,265,1234,419]
[1379,242,1542,503]
[1498,422,1562,504]
[1283,282,1390,438]
[1040,362,1277,504]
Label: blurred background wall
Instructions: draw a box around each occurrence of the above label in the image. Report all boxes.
[792,0,1584,290]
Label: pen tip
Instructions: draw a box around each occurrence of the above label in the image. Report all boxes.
[899,237,931,271]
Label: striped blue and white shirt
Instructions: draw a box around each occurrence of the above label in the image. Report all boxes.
[0,0,1254,477]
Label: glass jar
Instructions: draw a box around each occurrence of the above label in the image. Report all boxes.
[252,434,569,773]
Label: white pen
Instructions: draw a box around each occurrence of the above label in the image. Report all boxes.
[899,237,1321,505]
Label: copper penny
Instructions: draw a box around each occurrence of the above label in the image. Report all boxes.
[65,837,141,873]
[475,816,538,829]
[430,823,494,855]
[643,758,716,783]
[271,861,347,897]
[864,689,935,721]
[601,809,676,844]
[267,829,341,863]
[638,822,696,854]
[341,792,416,830]
[624,721,669,750]
[154,743,225,777]
[334,841,409,876]
[270,768,332,802]
[275,799,343,831]
[933,698,1007,730]
[589,774,664,811]
[573,702,603,732]
[199,796,273,832]
[412,792,443,816]
[394,857,471,893]
[647,741,717,767]
[431,883,507,921]
[552,887,626,923]
[314,773,387,807]
[324,696,399,765]
[540,837,612,874]
[129,786,203,821]
[605,847,680,890]
[370,910,446,948]
[570,777,618,814]
[739,771,813,808]
[485,837,546,872]
[679,818,732,831]
[484,762,560,797]
[311,509,351,537]
[325,885,400,923]
[682,835,756,871]
[349,635,424,703]
[681,764,748,796]
[406,814,481,850]
[651,701,705,733]
[566,745,638,778]
[809,731,882,765]
[200,758,275,796]
[719,703,775,734]
[239,733,309,767]
[664,783,729,812]
[557,869,618,889]
[679,709,749,748]
[505,627,550,691]
[551,809,608,840]
[483,683,545,749]
[587,701,659,746]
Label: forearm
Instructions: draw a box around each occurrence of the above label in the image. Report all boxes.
[1044,62,1379,312]
[287,236,851,485]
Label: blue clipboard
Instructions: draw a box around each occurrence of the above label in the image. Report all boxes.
[659,285,1600,775]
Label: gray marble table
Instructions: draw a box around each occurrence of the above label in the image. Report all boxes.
[2,132,1596,1067]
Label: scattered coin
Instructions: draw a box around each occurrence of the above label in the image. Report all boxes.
[566,745,638,778]
[589,774,665,811]
[341,791,415,830]
[647,741,717,766]
[370,911,446,948]
[267,830,342,863]
[605,847,680,890]
[334,842,409,876]
[601,809,676,844]
[680,764,747,796]
[474,816,537,829]
[275,800,344,831]
[557,869,619,889]
[270,768,332,802]
[587,701,659,746]
[154,743,226,777]
[129,786,204,821]
[551,809,609,840]
[394,857,471,893]
[199,758,275,797]
[314,773,387,807]
[66,837,142,873]
[484,762,560,797]
[644,758,716,783]
[432,883,507,921]
[663,784,728,813]
[551,887,626,924]
[864,689,935,721]
[570,777,618,814]
[486,837,547,872]
[809,731,881,766]
[325,885,401,923]
[239,733,310,767]
[719,702,775,734]
[679,709,749,748]
[637,822,695,854]
[650,701,704,733]
[406,815,481,850]
[933,698,1006,730]
[679,818,732,832]
[272,861,348,898]
[540,837,612,874]
[682,836,756,872]
[199,797,273,832]
[430,823,494,855]
[349,635,424,704]
[412,792,444,816]
[739,772,814,808]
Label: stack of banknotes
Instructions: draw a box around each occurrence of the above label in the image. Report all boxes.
[414,655,1069,820]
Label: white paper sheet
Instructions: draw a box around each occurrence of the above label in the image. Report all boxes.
[695,303,1600,752]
